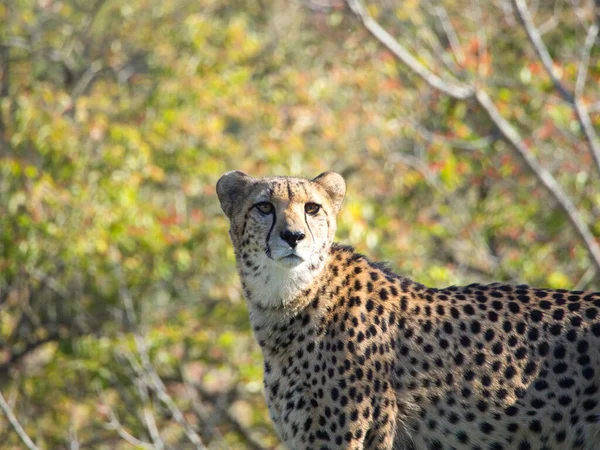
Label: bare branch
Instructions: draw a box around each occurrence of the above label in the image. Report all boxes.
[575,24,598,97]
[570,22,600,177]
[511,0,574,103]
[0,391,40,450]
[186,378,268,450]
[134,377,165,450]
[573,96,600,178]
[512,1,600,177]
[0,333,60,379]
[345,0,600,276]
[433,4,465,66]
[71,61,104,103]
[470,0,488,79]
[115,268,206,449]
[475,89,600,275]
[104,406,154,450]
[133,338,206,450]
[345,0,474,100]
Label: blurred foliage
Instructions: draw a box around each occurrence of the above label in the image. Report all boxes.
[0,0,599,448]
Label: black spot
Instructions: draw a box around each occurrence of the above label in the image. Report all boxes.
[537,342,550,356]
[509,302,520,313]
[507,423,519,432]
[463,304,475,315]
[583,399,597,410]
[553,362,568,374]
[530,310,543,322]
[475,353,486,365]
[524,362,537,375]
[554,345,566,359]
[528,328,539,341]
[456,431,468,443]
[549,324,562,336]
[315,430,330,441]
[480,422,494,434]
[504,366,516,379]
[529,420,542,433]
[530,398,545,408]
[518,441,532,450]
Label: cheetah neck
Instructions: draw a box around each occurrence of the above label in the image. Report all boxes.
[240,246,345,330]
[239,253,327,316]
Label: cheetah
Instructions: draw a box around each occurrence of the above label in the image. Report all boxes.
[216,170,600,450]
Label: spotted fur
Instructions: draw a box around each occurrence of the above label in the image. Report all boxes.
[217,171,600,450]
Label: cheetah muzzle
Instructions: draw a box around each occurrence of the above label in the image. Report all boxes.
[217,171,600,450]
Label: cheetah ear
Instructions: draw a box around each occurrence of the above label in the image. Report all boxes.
[217,171,254,219]
[312,171,346,215]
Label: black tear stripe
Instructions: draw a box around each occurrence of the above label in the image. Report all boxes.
[241,211,250,237]
[324,210,330,243]
[305,210,315,247]
[265,210,277,259]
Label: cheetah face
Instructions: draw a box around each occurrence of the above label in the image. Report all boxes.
[217,171,345,306]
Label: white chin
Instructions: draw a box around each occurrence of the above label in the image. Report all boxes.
[277,254,305,268]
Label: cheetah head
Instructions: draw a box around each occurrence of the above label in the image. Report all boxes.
[217,171,345,307]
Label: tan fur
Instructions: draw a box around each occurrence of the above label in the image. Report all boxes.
[217,171,600,450]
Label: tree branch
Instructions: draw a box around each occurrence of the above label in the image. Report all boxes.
[344,0,600,277]
[573,23,600,177]
[345,0,474,100]
[474,89,600,275]
[103,405,154,450]
[512,0,600,177]
[0,391,40,450]
[0,333,60,379]
[116,268,207,450]
[511,0,574,103]
[186,379,269,450]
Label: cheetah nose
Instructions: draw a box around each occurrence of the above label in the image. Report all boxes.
[280,230,306,248]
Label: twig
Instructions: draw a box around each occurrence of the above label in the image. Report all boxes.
[470,0,488,79]
[134,376,165,450]
[512,0,600,177]
[511,0,574,102]
[115,267,207,449]
[433,4,465,65]
[122,351,166,450]
[134,338,206,450]
[0,333,60,378]
[474,89,600,275]
[104,407,154,450]
[573,23,600,176]
[0,391,40,450]
[345,0,600,276]
[346,0,474,100]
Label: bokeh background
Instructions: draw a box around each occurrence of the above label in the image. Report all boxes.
[1,0,600,448]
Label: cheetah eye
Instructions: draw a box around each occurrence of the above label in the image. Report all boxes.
[254,202,274,215]
[305,203,321,216]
